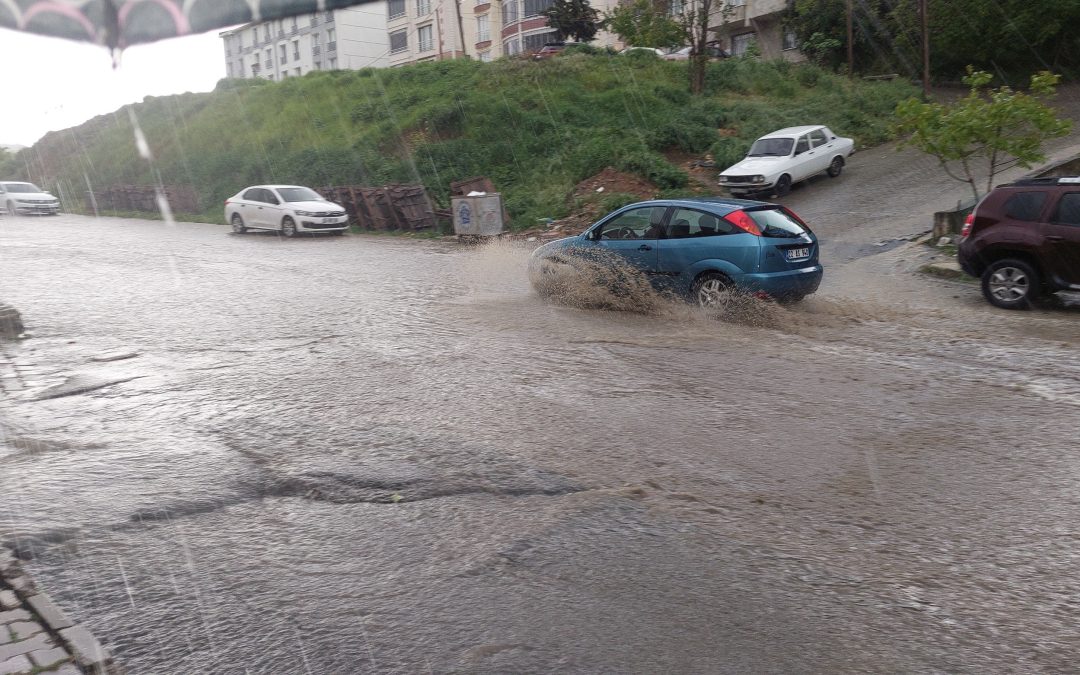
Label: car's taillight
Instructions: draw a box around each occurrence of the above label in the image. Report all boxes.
[726,209,761,236]
[224,199,230,206]
[960,212,974,238]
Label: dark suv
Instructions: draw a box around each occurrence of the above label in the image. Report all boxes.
[957,177,1080,309]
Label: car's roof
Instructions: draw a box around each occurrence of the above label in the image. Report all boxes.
[758,125,825,139]
[617,197,774,214]
[245,184,312,190]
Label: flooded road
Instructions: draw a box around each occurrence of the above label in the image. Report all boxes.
[1,208,1079,673]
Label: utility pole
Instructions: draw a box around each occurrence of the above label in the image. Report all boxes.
[846,0,853,78]
[920,0,930,97]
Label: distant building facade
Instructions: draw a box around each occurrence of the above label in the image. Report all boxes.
[709,0,805,61]
[221,0,625,76]
[220,5,390,81]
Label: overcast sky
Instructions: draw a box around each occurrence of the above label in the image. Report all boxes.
[1,27,230,148]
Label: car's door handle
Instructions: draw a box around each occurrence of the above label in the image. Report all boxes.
[1047,235,1064,241]
[638,244,653,251]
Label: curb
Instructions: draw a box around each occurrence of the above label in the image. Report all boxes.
[1,546,120,674]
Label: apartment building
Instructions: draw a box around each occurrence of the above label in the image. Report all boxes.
[221,0,627,77]
[221,5,390,81]
[710,0,804,61]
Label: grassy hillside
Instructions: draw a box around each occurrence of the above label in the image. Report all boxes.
[16,52,916,228]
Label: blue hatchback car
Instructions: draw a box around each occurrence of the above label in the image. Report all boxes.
[530,197,823,306]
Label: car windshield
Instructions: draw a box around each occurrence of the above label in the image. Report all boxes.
[276,187,324,202]
[747,138,794,157]
[747,206,807,237]
[3,182,42,193]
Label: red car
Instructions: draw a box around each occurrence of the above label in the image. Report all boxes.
[532,42,567,60]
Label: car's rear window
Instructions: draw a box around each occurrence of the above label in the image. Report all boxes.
[1003,191,1047,221]
[745,207,808,237]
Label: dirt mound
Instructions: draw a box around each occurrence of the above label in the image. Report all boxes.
[571,166,658,201]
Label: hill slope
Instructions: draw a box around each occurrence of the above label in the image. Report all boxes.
[15,53,916,228]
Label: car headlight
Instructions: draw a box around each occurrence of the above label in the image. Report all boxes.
[295,210,314,216]
[718,175,729,183]
[753,175,765,183]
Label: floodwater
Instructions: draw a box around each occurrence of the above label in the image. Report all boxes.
[1,208,1079,673]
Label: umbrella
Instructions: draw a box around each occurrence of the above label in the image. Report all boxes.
[0,0,373,49]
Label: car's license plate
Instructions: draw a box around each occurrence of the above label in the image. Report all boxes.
[786,247,810,260]
[321,217,338,224]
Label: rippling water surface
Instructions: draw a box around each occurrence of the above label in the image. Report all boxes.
[2,216,1079,673]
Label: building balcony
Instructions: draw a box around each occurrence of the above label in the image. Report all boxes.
[327,41,337,52]
[313,45,322,55]
[264,60,272,68]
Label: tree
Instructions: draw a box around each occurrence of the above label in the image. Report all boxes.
[894,68,1072,201]
[604,0,719,94]
[680,0,720,94]
[543,0,603,43]
[603,0,683,50]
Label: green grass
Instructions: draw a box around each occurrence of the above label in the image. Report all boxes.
[17,55,916,230]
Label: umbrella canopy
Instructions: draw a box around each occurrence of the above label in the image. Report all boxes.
[0,1,373,49]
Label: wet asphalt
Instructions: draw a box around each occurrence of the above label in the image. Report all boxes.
[2,142,1080,673]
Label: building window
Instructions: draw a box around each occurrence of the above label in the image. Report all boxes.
[389,29,408,53]
[669,0,684,14]
[523,0,554,19]
[314,60,321,70]
[295,67,302,76]
[251,63,260,76]
[325,11,334,22]
[292,40,300,59]
[727,0,745,5]
[329,57,337,68]
[476,14,490,42]
[523,30,558,52]
[731,32,754,56]
[503,0,519,24]
[782,30,798,50]
[327,28,336,52]
[505,37,520,54]
[418,25,434,52]
[291,18,298,34]
[417,0,431,14]
[236,33,243,48]
[388,0,406,18]
[478,50,492,62]
[310,13,318,26]
[279,44,287,64]
[263,25,271,42]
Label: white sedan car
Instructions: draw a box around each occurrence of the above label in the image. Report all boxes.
[718,125,855,198]
[225,185,349,237]
[0,181,61,215]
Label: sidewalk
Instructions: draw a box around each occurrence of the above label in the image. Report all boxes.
[1,548,117,674]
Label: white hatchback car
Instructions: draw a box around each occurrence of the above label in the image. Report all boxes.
[718,125,855,198]
[225,185,349,237]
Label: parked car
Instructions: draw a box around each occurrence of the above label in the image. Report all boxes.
[532,43,567,61]
[620,47,666,57]
[718,125,855,198]
[957,176,1080,309]
[662,46,693,61]
[0,181,61,215]
[530,198,822,306]
[224,185,349,237]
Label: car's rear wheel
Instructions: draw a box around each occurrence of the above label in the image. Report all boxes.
[281,216,297,238]
[981,258,1039,310]
[231,214,246,234]
[827,156,844,178]
[774,175,792,197]
[692,272,734,309]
